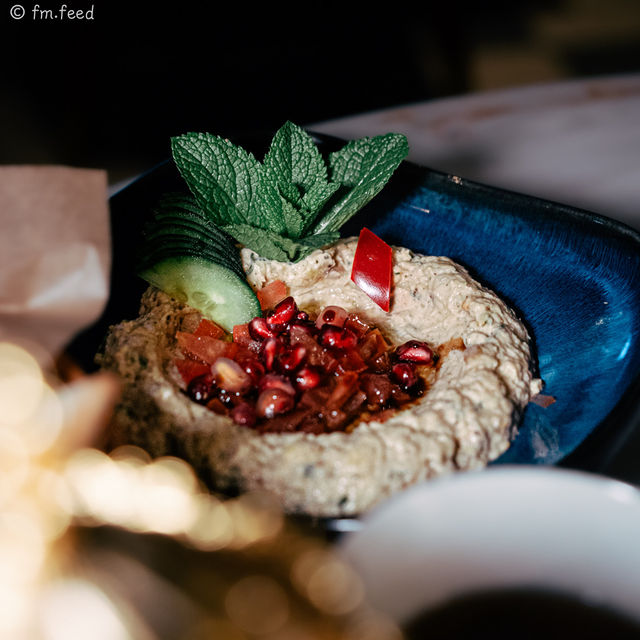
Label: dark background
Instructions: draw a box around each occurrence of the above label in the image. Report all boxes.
[2,0,639,184]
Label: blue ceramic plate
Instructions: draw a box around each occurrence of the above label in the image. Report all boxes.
[342,159,640,476]
[69,130,640,480]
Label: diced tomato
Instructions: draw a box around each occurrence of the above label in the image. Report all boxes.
[256,280,288,310]
[193,318,226,339]
[234,344,260,363]
[344,313,371,336]
[530,394,556,408]
[232,323,252,345]
[298,387,331,412]
[174,358,210,385]
[335,348,368,374]
[350,228,393,312]
[327,372,358,409]
[206,398,227,414]
[224,341,240,360]
[258,408,309,433]
[176,331,231,365]
[358,328,390,363]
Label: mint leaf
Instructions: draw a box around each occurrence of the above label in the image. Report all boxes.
[299,180,340,234]
[263,121,339,234]
[312,133,408,233]
[171,132,286,233]
[223,223,339,262]
[280,199,305,239]
[222,224,297,261]
[297,231,340,249]
[264,122,327,203]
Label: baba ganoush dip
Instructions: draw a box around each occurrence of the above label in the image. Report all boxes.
[98,238,542,517]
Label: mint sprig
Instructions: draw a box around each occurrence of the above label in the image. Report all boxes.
[169,121,408,261]
[170,133,286,233]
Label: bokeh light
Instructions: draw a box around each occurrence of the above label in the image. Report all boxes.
[0,341,403,640]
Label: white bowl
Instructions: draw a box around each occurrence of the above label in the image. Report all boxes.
[338,466,640,626]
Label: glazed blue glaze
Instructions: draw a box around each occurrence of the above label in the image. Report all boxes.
[343,167,640,465]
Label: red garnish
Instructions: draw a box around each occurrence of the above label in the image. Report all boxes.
[175,298,432,433]
[530,393,556,408]
[232,323,252,346]
[175,358,210,385]
[256,280,288,310]
[175,332,231,365]
[193,318,226,339]
[350,228,393,312]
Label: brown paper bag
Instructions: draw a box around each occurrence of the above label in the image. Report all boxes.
[0,165,110,365]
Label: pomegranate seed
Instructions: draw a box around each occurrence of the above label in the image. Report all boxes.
[319,325,358,350]
[337,329,358,350]
[296,310,309,321]
[231,402,257,427]
[395,340,434,365]
[315,305,348,329]
[186,373,215,404]
[294,366,322,391]
[260,337,282,371]
[210,357,252,393]
[266,296,298,331]
[237,357,265,386]
[277,344,307,373]
[318,325,341,347]
[248,317,275,340]
[256,388,295,419]
[391,362,418,389]
[259,373,296,396]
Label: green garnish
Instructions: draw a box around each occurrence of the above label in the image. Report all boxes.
[170,121,408,261]
[136,121,408,326]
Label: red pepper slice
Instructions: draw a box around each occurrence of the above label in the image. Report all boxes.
[350,228,392,312]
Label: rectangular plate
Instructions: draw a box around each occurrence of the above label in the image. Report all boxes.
[67,130,640,478]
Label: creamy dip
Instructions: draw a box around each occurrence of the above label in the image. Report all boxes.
[99,238,542,517]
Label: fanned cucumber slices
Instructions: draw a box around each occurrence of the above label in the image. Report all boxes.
[137,195,261,331]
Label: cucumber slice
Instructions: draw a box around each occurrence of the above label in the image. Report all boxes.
[139,256,261,331]
[137,240,247,280]
[143,225,238,259]
[154,192,207,219]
